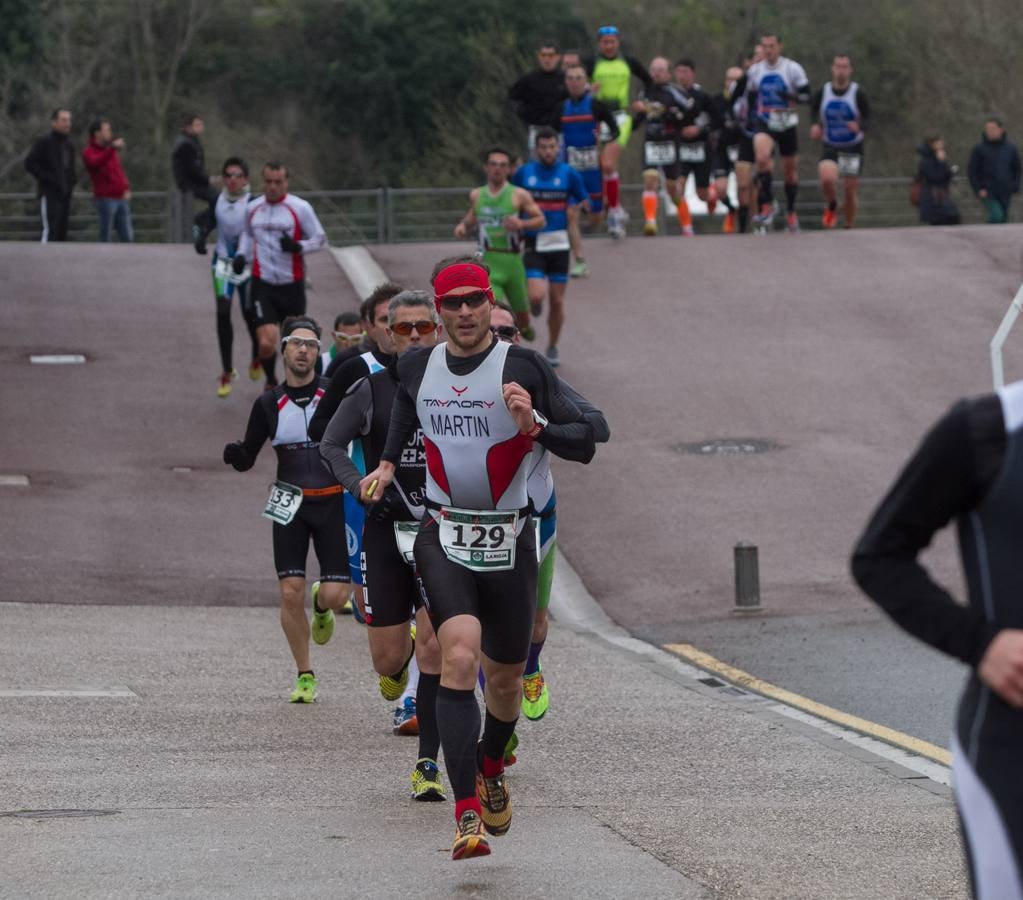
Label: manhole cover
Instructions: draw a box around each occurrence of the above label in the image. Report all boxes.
[676,438,780,457]
[0,809,119,819]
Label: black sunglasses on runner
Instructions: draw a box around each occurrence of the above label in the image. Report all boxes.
[390,320,438,336]
[438,291,490,312]
[490,325,519,340]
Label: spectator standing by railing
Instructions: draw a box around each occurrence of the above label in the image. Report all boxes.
[24,108,77,242]
[82,119,133,242]
[508,42,566,158]
[968,118,1021,224]
[171,113,218,243]
[916,135,960,226]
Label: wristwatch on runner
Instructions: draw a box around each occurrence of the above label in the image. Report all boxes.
[526,409,548,438]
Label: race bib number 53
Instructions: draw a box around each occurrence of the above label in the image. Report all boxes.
[262,480,303,525]
[438,507,518,572]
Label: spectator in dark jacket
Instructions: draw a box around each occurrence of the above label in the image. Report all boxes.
[508,42,567,156]
[967,118,1021,223]
[82,119,133,243]
[171,113,218,243]
[24,108,77,242]
[917,135,960,226]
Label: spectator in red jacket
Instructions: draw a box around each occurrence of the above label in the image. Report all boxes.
[82,119,134,242]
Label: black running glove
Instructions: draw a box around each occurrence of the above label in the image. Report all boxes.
[223,441,252,470]
[279,234,303,254]
[231,254,246,275]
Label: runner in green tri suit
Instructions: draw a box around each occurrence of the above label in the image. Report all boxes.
[584,25,652,236]
[454,146,545,341]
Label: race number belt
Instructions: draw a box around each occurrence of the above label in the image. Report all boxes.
[644,141,676,166]
[837,152,862,177]
[536,229,570,253]
[567,145,599,171]
[394,521,420,566]
[767,109,798,132]
[436,506,519,572]
[214,256,251,285]
[677,143,706,163]
[262,480,303,525]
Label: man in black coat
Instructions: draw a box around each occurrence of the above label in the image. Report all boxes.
[171,113,218,244]
[968,118,1022,223]
[508,42,567,157]
[24,108,77,242]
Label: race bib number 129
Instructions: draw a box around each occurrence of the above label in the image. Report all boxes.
[438,507,518,572]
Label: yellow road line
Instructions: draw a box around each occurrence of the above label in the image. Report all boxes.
[664,642,952,767]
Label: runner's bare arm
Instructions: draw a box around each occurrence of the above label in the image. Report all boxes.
[515,188,546,231]
[454,188,480,239]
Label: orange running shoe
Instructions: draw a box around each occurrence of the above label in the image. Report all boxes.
[451,809,491,860]
[822,208,837,229]
[476,769,512,836]
[723,211,736,234]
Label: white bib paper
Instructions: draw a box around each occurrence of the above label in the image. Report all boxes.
[567,145,599,171]
[536,229,570,253]
[437,507,518,572]
[837,152,862,177]
[262,480,303,525]
[767,109,798,132]
[678,143,707,163]
[394,522,420,566]
[644,141,677,166]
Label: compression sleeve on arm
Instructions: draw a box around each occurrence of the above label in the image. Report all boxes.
[234,395,272,470]
[319,378,374,494]
[515,352,594,463]
[850,401,1001,666]
[381,384,419,464]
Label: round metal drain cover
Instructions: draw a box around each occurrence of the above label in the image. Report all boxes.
[677,438,780,457]
[1,809,119,819]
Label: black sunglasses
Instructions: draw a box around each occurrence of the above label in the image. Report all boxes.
[438,292,490,312]
[491,325,519,340]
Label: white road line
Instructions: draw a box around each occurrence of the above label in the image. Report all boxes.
[0,687,137,698]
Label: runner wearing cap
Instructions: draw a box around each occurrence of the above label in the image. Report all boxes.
[359,256,604,860]
[222,316,349,703]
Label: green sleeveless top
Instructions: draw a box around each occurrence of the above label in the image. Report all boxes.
[592,56,632,111]
[475,182,520,252]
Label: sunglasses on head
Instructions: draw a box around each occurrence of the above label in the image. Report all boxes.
[438,291,490,312]
[390,320,438,336]
[490,325,519,340]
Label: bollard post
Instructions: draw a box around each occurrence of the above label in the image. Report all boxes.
[734,541,762,612]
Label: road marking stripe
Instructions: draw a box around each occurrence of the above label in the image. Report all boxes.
[0,687,137,698]
[664,643,951,766]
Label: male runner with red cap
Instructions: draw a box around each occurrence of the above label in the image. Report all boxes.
[359,256,604,860]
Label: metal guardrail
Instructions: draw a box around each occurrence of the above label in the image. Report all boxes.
[0,178,1014,244]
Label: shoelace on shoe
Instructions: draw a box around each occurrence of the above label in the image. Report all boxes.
[457,811,483,836]
[478,774,508,811]
[522,672,544,701]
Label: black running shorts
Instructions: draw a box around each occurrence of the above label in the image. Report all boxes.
[412,515,537,664]
[362,517,424,627]
[272,494,350,582]
[755,125,799,157]
[252,278,307,327]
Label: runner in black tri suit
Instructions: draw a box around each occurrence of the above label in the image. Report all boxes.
[320,289,447,803]
[360,256,603,861]
[852,384,1023,899]
[222,316,349,703]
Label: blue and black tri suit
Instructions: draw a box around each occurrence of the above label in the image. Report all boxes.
[559,92,618,213]
[511,160,588,283]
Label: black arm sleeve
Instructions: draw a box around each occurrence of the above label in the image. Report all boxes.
[231,394,273,470]
[809,87,824,123]
[506,349,594,463]
[309,357,369,442]
[626,55,653,92]
[850,398,1004,666]
[319,378,373,494]
[793,81,811,104]
[560,379,610,443]
[381,384,419,464]
[856,89,870,130]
